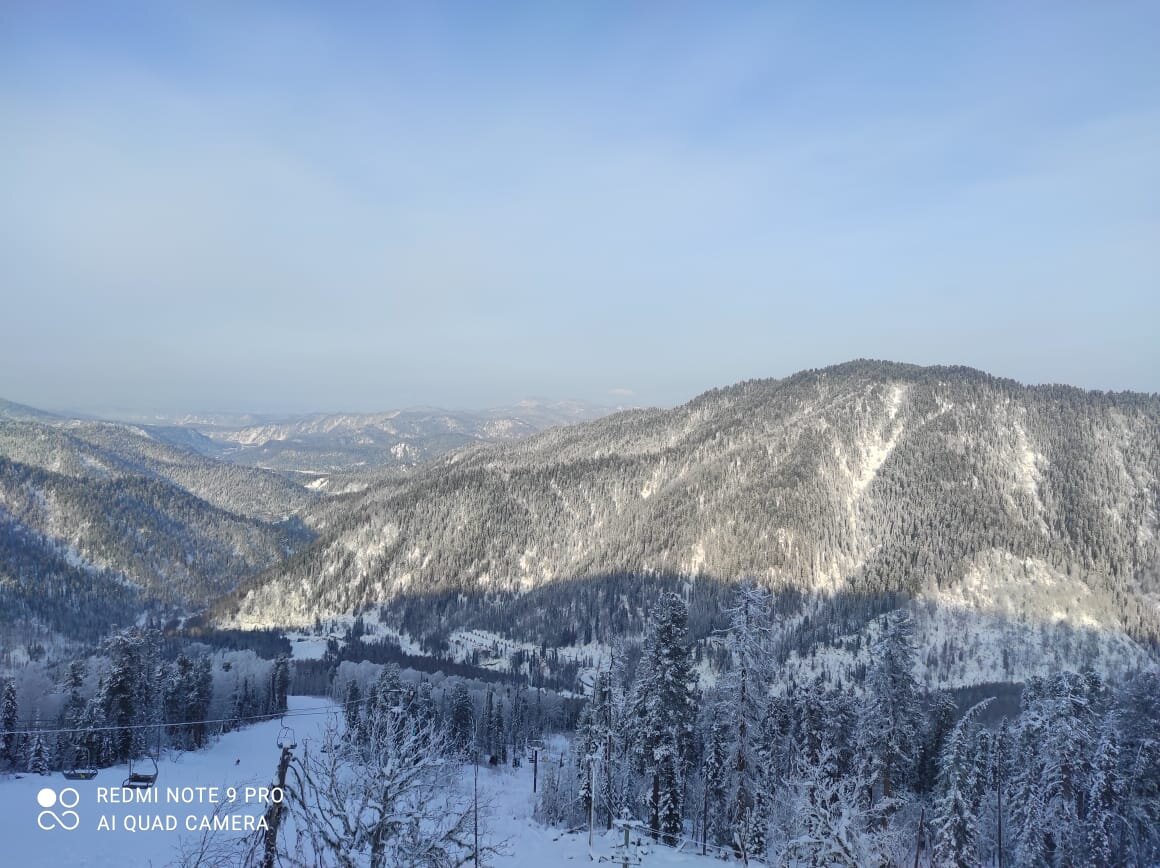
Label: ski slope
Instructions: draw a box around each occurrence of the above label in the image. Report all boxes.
[0,696,333,868]
[0,695,735,867]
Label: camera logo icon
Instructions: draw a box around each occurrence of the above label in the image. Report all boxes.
[37,787,80,831]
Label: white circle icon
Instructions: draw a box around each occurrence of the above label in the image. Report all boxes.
[37,788,57,808]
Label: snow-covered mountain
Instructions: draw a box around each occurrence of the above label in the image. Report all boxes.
[110,400,615,475]
[0,411,317,647]
[0,418,316,520]
[0,397,62,423]
[217,361,1160,664]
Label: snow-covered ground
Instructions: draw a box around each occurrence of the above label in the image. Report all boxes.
[0,695,730,867]
[483,758,743,867]
[0,696,331,867]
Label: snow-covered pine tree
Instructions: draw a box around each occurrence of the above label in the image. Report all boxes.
[630,592,696,844]
[1009,671,1105,865]
[344,681,363,738]
[1009,682,1050,867]
[96,630,155,762]
[413,679,436,723]
[27,715,48,775]
[782,745,879,867]
[575,698,597,825]
[573,670,619,831]
[857,610,921,820]
[270,655,290,713]
[164,653,199,750]
[61,660,86,726]
[448,682,474,754]
[1084,726,1121,868]
[654,744,683,846]
[191,656,213,749]
[931,698,993,867]
[491,698,506,764]
[981,716,1014,867]
[916,690,957,795]
[700,705,731,851]
[509,685,527,767]
[1040,671,1102,863]
[719,584,778,858]
[1111,668,1160,864]
[483,689,495,758]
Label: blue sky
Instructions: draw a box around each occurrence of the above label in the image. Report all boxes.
[1,2,1157,412]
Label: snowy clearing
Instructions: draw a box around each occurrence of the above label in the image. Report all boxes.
[0,695,736,867]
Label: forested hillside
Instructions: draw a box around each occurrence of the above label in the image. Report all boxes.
[0,419,315,520]
[0,410,318,652]
[219,361,1160,654]
[0,455,310,646]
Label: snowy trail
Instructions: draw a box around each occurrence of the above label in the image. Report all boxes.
[0,696,334,868]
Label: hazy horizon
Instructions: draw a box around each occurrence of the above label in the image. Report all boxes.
[3,3,1157,412]
[6,355,1160,421]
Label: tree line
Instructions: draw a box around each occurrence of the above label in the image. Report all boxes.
[538,588,1160,866]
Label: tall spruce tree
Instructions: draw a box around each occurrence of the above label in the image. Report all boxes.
[27,715,48,775]
[1,679,18,771]
[720,584,777,857]
[630,592,696,844]
[857,610,921,818]
[1084,726,1121,868]
[932,698,993,867]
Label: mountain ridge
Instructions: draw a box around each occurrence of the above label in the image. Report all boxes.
[214,360,1160,656]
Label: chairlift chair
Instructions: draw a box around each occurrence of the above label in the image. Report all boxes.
[62,746,97,781]
[122,725,162,789]
[123,754,158,789]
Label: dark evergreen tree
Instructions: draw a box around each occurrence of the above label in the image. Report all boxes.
[26,715,48,775]
[271,655,290,713]
[916,689,957,794]
[1112,669,1160,865]
[95,629,160,762]
[449,682,474,753]
[1,679,18,771]
[344,681,363,738]
[700,707,731,850]
[1084,727,1121,868]
[630,592,696,843]
[857,610,921,818]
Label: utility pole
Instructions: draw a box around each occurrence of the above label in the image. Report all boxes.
[532,746,539,793]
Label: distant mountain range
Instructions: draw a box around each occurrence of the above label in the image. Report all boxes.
[6,364,1160,684]
[216,361,1160,672]
[0,396,614,646]
[101,400,615,476]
